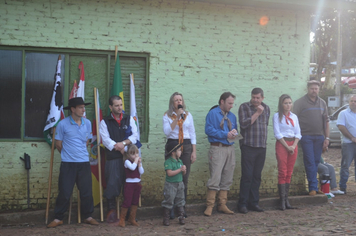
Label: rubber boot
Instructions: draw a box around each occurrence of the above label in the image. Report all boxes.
[217,190,234,214]
[178,206,185,225]
[285,183,296,209]
[128,205,139,226]
[278,184,286,211]
[204,189,217,216]
[163,208,170,226]
[118,207,128,227]
[169,207,175,219]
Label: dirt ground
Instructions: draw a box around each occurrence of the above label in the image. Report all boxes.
[1,146,356,236]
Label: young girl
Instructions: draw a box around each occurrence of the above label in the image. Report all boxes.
[162,141,186,226]
[118,144,144,227]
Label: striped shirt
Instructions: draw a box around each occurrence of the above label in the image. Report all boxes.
[238,101,270,148]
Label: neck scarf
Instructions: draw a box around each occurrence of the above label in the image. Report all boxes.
[285,112,294,127]
[113,112,123,126]
[171,113,187,145]
[220,111,232,131]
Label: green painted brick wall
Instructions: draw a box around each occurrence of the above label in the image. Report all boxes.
[1,0,311,209]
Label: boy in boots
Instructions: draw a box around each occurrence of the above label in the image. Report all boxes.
[162,141,186,226]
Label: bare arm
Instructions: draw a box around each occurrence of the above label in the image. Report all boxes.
[323,121,330,148]
[250,105,264,125]
[55,140,62,153]
[338,125,356,143]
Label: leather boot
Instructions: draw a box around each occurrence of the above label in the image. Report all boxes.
[177,206,185,225]
[163,208,170,226]
[204,189,217,216]
[128,205,139,226]
[278,184,286,211]
[217,190,234,214]
[117,207,128,227]
[285,183,296,209]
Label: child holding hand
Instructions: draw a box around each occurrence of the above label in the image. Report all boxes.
[162,141,186,226]
[118,144,144,227]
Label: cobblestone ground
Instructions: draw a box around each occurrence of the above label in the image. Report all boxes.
[1,146,356,236]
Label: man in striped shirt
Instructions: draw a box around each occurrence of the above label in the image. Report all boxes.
[237,88,270,214]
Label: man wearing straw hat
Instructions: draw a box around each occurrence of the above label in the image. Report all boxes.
[47,97,99,228]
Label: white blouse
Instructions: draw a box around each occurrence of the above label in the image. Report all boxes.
[273,112,302,140]
[163,111,197,145]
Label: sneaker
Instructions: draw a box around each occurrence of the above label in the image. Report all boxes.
[329,192,335,197]
[325,193,332,199]
[331,190,345,195]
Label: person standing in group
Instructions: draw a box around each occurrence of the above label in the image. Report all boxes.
[238,88,270,214]
[162,141,186,226]
[273,94,301,210]
[163,92,196,218]
[118,144,144,227]
[204,92,238,216]
[47,97,99,228]
[293,80,329,196]
[99,95,138,223]
[337,95,356,194]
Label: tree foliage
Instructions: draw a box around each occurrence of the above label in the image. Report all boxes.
[311,9,356,81]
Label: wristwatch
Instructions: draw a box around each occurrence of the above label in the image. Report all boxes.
[325,137,330,140]
[122,141,127,146]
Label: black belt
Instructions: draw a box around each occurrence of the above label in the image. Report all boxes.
[210,142,231,147]
[167,139,191,145]
[284,137,295,141]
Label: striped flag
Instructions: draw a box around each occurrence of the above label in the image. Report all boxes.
[69,80,78,99]
[130,74,141,156]
[43,55,65,145]
[77,61,86,117]
[110,55,125,111]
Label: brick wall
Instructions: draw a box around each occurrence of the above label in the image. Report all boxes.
[0,0,311,209]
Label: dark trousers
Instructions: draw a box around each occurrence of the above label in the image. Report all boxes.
[122,182,142,208]
[104,158,125,210]
[54,162,94,220]
[238,145,266,207]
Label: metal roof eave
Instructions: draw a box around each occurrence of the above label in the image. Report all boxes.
[183,0,356,11]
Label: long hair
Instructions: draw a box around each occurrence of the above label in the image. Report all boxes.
[278,94,292,122]
[124,144,139,161]
[166,92,186,117]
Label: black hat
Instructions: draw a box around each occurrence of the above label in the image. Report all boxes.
[63,97,91,110]
[165,141,183,158]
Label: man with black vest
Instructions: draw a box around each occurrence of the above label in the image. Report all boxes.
[100,95,138,223]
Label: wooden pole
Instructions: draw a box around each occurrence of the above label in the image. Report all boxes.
[94,87,104,222]
[45,127,56,224]
[115,46,118,61]
[77,188,81,223]
[131,73,141,207]
[68,195,72,224]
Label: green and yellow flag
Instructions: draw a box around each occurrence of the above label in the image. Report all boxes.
[110,55,125,111]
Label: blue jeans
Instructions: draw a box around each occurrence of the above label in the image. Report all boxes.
[300,135,324,192]
[339,143,356,190]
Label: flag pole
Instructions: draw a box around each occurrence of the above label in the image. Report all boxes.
[45,127,56,224]
[114,46,121,217]
[94,87,104,221]
[131,73,141,207]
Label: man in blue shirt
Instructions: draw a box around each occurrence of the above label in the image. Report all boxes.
[47,97,99,228]
[204,92,238,216]
[337,95,356,194]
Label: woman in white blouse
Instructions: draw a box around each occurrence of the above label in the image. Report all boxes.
[273,94,301,211]
[163,92,196,218]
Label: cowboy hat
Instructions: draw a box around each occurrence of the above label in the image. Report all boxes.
[63,97,91,110]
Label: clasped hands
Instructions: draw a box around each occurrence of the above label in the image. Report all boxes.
[227,129,238,139]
